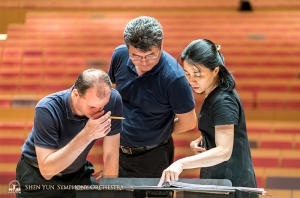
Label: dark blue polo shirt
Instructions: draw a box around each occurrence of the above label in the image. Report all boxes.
[108,44,194,147]
[22,87,122,173]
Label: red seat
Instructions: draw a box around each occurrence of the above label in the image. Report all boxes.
[0,123,25,131]
[281,150,300,168]
[0,99,11,107]
[274,127,300,134]
[251,149,280,168]
[246,121,272,133]
[0,57,21,69]
[260,141,293,149]
[252,157,279,168]
[174,139,191,147]
[256,176,264,188]
[0,137,24,146]
[282,158,300,168]
[0,171,16,185]
[259,133,294,148]
[264,84,289,92]
[0,154,21,163]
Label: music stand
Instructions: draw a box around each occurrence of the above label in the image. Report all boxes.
[76,178,235,198]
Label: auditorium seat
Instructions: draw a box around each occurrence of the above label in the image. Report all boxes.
[173,130,199,149]
[0,95,11,107]
[21,68,43,79]
[266,176,300,190]
[256,92,284,109]
[0,69,20,87]
[251,149,280,168]
[273,68,298,79]
[285,93,300,109]
[43,57,65,68]
[246,121,272,133]
[259,134,294,149]
[22,57,43,69]
[259,189,292,198]
[19,82,43,94]
[273,122,300,134]
[0,137,24,146]
[43,47,65,57]
[254,167,264,188]
[43,68,65,80]
[43,80,68,95]
[238,91,254,109]
[250,68,273,79]
[0,56,21,69]
[263,80,289,92]
[247,134,259,148]
[281,150,300,169]
[292,190,300,198]
[0,154,21,164]
[290,81,300,93]
[265,168,300,190]
[295,135,300,150]
[0,108,35,122]
[0,122,26,134]
[235,80,263,96]
[23,46,43,57]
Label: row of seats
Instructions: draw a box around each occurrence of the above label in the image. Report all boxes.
[0,0,300,10]
[1,108,299,133]
[248,133,300,149]
[1,90,300,110]
[1,62,298,80]
[0,0,241,9]
[237,91,300,110]
[255,167,300,190]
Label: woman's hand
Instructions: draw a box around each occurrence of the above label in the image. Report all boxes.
[190,136,206,154]
[157,160,184,187]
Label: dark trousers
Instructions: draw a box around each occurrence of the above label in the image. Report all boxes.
[119,137,174,198]
[119,136,174,178]
[16,155,98,198]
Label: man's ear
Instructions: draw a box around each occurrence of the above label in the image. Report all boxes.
[72,89,79,97]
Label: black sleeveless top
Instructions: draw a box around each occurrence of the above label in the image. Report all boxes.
[198,87,258,198]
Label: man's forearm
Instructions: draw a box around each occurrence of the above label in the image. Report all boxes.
[37,131,92,179]
[102,153,119,178]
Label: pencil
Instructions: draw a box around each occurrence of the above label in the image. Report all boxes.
[109,116,126,120]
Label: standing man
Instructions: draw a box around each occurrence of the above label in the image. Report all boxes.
[108,16,197,179]
[16,69,122,198]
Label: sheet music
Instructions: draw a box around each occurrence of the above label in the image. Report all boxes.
[166,181,266,195]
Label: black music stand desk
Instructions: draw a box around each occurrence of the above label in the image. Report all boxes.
[76,178,235,198]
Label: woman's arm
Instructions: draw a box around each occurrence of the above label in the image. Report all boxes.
[158,124,234,186]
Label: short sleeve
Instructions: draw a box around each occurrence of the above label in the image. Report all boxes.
[108,51,117,83]
[33,107,59,149]
[168,77,195,114]
[106,89,123,136]
[212,94,239,126]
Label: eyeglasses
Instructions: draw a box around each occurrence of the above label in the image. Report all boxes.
[129,50,160,62]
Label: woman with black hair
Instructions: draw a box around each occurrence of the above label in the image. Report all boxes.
[158,39,258,198]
